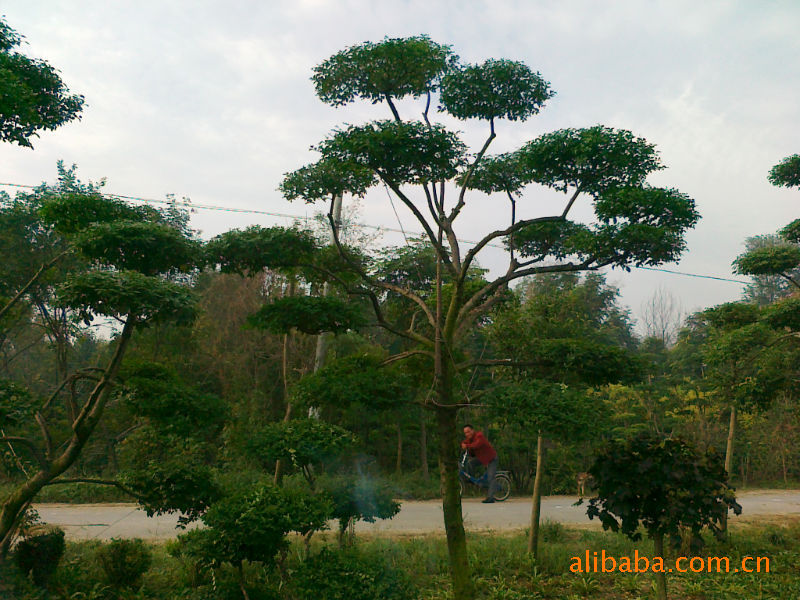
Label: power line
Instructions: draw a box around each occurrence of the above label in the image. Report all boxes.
[636,266,746,284]
[0,180,748,285]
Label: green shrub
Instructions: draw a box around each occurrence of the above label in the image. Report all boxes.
[540,519,566,543]
[96,538,152,588]
[290,549,417,600]
[14,527,66,587]
[318,474,400,542]
[177,483,332,570]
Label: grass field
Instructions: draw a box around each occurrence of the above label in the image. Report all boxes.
[2,518,798,599]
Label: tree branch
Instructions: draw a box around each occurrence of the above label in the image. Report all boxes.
[457,259,595,328]
[385,94,401,122]
[0,436,46,468]
[42,478,138,498]
[507,191,516,262]
[422,184,443,229]
[460,215,566,286]
[422,91,432,125]
[0,249,70,323]
[380,350,434,366]
[450,118,495,222]
[322,198,435,346]
[779,272,800,290]
[561,187,582,219]
[378,175,458,278]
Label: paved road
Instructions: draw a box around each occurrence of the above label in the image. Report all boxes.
[33,490,800,541]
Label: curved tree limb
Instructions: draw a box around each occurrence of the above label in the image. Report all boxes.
[450,118,495,222]
[0,250,71,323]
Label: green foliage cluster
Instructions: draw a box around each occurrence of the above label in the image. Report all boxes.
[120,360,228,438]
[312,35,453,107]
[176,483,331,569]
[95,538,152,589]
[247,295,366,335]
[289,549,417,600]
[318,474,400,534]
[586,433,741,545]
[56,269,198,325]
[486,381,604,440]
[439,59,553,122]
[520,126,662,195]
[204,225,319,275]
[292,354,412,411]
[73,220,202,275]
[768,154,800,188]
[38,191,148,235]
[280,156,376,203]
[316,120,466,186]
[14,528,66,587]
[0,17,84,147]
[733,244,800,276]
[119,430,220,524]
[0,378,34,427]
[246,418,357,474]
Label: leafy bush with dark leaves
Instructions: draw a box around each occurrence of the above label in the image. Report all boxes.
[289,549,417,600]
[14,527,65,587]
[96,538,152,588]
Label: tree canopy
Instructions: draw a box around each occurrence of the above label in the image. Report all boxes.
[0,18,84,147]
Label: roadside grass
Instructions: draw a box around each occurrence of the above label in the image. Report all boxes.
[4,473,800,505]
[2,519,798,599]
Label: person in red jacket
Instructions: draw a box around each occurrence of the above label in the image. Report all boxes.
[460,424,498,503]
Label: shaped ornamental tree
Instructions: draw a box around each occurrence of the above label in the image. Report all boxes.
[279,36,699,599]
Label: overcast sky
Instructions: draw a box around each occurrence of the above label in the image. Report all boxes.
[2,1,799,332]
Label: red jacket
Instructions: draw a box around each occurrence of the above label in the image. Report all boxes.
[462,431,497,466]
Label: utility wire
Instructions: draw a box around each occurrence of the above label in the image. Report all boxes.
[0,181,748,285]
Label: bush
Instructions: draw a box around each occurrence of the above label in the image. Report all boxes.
[96,538,152,588]
[177,483,332,570]
[318,474,400,542]
[14,527,66,587]
[290,549,417,600]
[540,519,566,543]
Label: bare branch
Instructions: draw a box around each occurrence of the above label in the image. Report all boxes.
[0,436,46,468]
[42,478,138,498]
[457,259,595,328]
[34,413,52,460]
[561,187,582,219]
[779,272,800,290]
[450,118,495,222]
[380,350,434,366]
[460,215,566,285]
[325,197,437,332]
[422,184,443,229]
[385,94,401,122]
[422,91,432,125]
[0,249,70,323]
[378,174,458,277]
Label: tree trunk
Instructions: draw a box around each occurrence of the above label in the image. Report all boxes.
[724,404,736,475]
[420,411,429,480]
[273,330,292,486]
[396,424,403,474]
[782,452,788,485]
[527,433,544,557]
[312,196,342,375]
[274,276,298,485]
[653,532,668,600]
[0,319,135,559]
[436,406,473,600]
[721,404,737,533]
